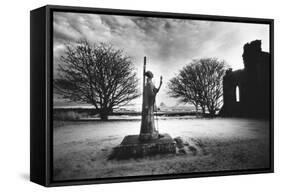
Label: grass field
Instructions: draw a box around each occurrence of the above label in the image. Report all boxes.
[53,117,270,181]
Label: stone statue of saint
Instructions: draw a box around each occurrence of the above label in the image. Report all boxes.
[139,71,163,141]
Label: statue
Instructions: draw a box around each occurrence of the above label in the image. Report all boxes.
[109,56,176,159]
[139,59,163,141]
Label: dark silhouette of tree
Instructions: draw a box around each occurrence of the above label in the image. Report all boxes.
[54,41,140,120]
[168,58,227,116]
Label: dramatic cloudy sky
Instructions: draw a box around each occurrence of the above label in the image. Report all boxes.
[53,11,269,108]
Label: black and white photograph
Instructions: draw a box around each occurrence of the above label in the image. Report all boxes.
[52,10,272,182]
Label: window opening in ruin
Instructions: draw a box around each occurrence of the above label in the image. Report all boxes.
[236,86,240,102]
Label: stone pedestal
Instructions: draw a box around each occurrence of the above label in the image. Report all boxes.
[109,133,176,160]
[139,131,159,141]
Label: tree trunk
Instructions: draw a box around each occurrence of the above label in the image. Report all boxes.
[201,105,206,114]
[99,108,110,120]
[209,109,216,117]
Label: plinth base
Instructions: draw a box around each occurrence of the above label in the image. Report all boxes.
[109,133,176,159]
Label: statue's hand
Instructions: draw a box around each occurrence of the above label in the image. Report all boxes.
[160,76,163,84]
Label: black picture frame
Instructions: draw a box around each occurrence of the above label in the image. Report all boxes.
[30,5,274,187]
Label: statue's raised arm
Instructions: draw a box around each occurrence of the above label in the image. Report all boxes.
[157,76,163,93]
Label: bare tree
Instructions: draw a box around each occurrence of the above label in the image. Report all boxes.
[54,41,140,120]
[168,65,204,114]
[168,58,227,116]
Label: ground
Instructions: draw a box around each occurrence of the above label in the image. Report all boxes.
[53,117,270,181]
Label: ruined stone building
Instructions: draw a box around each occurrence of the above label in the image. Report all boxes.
[220,40,270,118]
